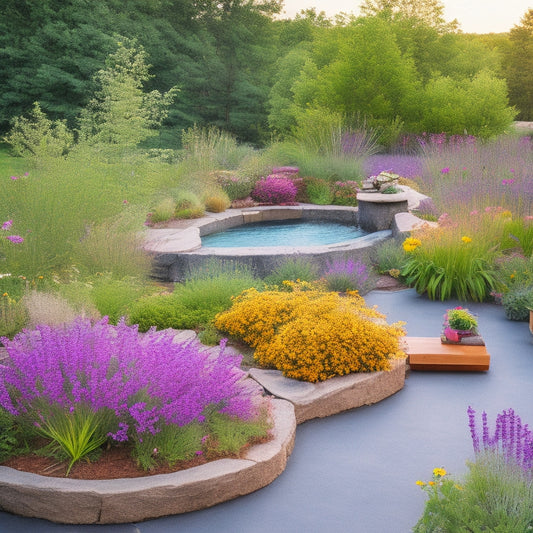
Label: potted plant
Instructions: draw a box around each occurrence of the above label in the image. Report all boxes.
[443,307,478,343]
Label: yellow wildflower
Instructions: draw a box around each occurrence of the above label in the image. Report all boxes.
[2,292,8,297]
[402,237,422,252]
[428,481,436,486]
[461,236,472,243]
[415,480,426,486]
[433,467,447,477]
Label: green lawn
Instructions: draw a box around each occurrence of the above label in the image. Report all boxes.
[0,144,27,177]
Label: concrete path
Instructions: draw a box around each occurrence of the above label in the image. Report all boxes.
[1,289,531,533]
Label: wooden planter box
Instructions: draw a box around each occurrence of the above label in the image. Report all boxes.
[404,337,490,372]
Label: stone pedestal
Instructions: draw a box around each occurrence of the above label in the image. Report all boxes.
[357,192,409,232]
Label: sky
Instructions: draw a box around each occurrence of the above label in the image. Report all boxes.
[279,0,532,34]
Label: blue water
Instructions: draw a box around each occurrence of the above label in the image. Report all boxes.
[201,220,368,247]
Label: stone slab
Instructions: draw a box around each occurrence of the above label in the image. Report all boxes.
[249,358,406,424]
[0,399,296,524]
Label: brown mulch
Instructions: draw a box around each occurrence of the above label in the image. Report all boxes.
[2,435,271,480]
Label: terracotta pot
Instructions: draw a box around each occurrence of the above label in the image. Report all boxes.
[529,309,533,336]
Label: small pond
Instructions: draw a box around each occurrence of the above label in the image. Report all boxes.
[201,220,368,248]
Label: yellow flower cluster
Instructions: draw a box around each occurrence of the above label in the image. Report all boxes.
[402,237,422,252]
[215,289,405,383]
[461,235,472,243]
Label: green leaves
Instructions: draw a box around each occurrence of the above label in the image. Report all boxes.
[37,406,113,476]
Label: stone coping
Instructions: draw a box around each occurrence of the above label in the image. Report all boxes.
[249,358,406,424]
[0,399,297,525]
[144,204,359,255]
[357,191,409,203]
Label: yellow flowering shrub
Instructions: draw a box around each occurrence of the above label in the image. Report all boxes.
[215,289,405,382]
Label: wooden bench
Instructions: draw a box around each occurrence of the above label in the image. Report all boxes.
[404,337,490,372]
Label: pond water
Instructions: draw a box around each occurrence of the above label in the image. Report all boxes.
[201,219,368,247]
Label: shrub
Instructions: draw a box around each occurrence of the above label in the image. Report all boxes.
[322,258,370,293]
[304,177,334,205]
[372,239,408,275]
[415,407,533,532]
[263,258,318,287]
[204,193,230,213]
[502,286,533,321]
[0,318,265,474]
[175,206,205,219]
[215,288,405,382]
[251,175,297,204]
[128,267,257,332]
[0,294,27,340]
[331,181,359,206]
[494,252,533,293]
[501,216,533,256]
[214,171,255,201]
[149,198,175,223]
[401,217,500,301]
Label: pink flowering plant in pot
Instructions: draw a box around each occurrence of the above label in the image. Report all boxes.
[0,317,269,475]
[443,306,478,342]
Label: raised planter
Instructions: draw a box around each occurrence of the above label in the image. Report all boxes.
[405,337,490,372]
[249,358,406,424]
[0,399,296,525]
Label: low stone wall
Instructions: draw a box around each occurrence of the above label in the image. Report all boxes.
[0,399,296,525]
[249,358,406,424]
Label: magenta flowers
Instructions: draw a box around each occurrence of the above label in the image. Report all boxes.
[251,175,297,204]
[0,318,261,442]
[1,219,23,244]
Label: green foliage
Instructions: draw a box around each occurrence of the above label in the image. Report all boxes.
[401,227,499,302]
[3,103,74,158]
[420,71,516,139]
[501,218,533,256]
[207,412,270,455]
[494,253,533,293]
[502,286,533,321]
[37,405,114,476]
[372,239,409,274]
[504,9,533,121]
[304,177,334,204]
[447,308,478,331]
[0,293,27,340]
[263,258,318,286]
[150,198,176,223]
[133,421,204,471]
[414,453,533,532]
[90,276,150,325]
[0,408,32,462]
[128,265,257,332]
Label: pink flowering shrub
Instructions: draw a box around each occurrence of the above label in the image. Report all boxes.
[251,175,297,204]
[0,318,265,472]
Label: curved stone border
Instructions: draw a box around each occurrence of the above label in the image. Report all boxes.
[249,358,406,424]
[0,399,296,525]
[144,205,391,281]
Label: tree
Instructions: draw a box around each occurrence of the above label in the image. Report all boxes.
[504,9,533,120]
[78,39,176,153]
[360,0,458,32]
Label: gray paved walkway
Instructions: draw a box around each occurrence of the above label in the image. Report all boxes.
[1,289,531,533]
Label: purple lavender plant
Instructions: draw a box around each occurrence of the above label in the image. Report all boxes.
[0,318,261,456]
[467,406,533,475]
[323,258,369,293]
[251,175,298,204]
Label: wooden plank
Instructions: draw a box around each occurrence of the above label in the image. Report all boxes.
[404,337,490,372]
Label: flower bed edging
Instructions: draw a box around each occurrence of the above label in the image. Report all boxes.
[0,398,296,525]
[249,358,406,424]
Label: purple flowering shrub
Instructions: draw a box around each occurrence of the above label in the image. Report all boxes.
[467,406,533,474]
[251,174,297,204]
[322,259,370,293]
[0,318,265,473]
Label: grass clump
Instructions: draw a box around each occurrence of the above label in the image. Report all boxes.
[128,263,258,332]
[264,258,318,287]
[215,288,405,382]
